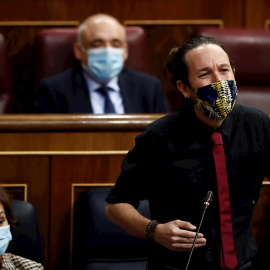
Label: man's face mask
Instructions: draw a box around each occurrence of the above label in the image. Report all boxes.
[0,225,12,256]
[194,80,238,122]
[81,46,124,83]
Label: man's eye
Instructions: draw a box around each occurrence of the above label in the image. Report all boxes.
[199,73,208,78]
[89,41,103,48]
[222,69,229,72]
[111,41,123,48]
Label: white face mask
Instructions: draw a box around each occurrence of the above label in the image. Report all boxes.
[81,46,124,83]
[0,225,12,256]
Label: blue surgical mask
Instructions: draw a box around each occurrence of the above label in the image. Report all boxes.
[81,47,124,83]
[0,225,12,256]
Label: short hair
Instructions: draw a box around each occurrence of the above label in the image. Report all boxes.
[77,20,87,45]
[0,186,16,228]
[166,36,233,86]
[77,14,125,45]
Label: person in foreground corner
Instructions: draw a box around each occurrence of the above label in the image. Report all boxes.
[0,186,43,269]
[36,13,168,114]
[105,36,270,270]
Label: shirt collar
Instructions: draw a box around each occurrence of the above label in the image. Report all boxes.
[82,71,120,93]
[217,109,234,138]
[183,102,234,139]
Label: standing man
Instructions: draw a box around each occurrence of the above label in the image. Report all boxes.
[36,14,168,114]
[105,36,270,269]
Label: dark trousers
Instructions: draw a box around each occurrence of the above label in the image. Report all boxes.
[146,261,251,270]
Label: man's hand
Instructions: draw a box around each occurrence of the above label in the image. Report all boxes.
[153,219,206,251]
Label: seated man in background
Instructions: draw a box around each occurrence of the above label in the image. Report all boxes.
[36,13,168,114]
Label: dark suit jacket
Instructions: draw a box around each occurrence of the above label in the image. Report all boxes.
[36,66,168,113]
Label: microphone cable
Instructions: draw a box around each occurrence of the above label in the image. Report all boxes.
[184,191,213,270]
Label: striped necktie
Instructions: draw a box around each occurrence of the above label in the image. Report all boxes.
[97,86,115,113]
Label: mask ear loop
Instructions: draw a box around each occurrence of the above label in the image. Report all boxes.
[79,45,88,55]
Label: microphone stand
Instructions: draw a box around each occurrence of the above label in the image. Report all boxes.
[184,191,213,270]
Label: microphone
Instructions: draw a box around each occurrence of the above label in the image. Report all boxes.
[203,191,213,210]
[184,191,213,270]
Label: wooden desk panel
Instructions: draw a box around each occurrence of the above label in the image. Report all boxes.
[0,131,139,151]
[50,155,125,269]
[0,114,162,152]
[0,114,161,270]
[0,156,50,269]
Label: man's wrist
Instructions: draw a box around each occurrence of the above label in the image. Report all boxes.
[146,220,160,240]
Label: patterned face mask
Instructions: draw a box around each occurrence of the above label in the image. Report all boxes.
[194,80,238,122]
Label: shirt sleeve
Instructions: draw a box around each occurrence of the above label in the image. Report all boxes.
[106,128,168,208]
[263,113,270,181]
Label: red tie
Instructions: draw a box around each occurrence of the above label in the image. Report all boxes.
[211,132,238,270]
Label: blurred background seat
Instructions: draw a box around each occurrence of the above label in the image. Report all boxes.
[6,200,43,264]
[33,26,150,93]
[0,33,13,113]
[72,187,151,270]
[195,28,270,114]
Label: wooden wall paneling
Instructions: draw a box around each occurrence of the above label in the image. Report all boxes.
[246,0,270,28]
[49,154,125,270]
[0,1,103,21]
[0,0,245,22]
[265,19,270,29]
[0,155,50,270]
[218,0,246,28]
[0,0,246,21]
[0,21,79,112]
[103,0,244,25]
[0,183,27,201]
[123,20,223,112]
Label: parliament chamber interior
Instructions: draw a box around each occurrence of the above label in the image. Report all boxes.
[0,0,270,269]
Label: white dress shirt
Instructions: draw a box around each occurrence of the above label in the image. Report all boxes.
[83,72,125,114]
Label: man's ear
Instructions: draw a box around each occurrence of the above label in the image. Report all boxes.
[73,42,82,61]
[176,80,191,98]
[123,42,128,61]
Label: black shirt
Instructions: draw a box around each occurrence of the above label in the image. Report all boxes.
[106,104,270,269]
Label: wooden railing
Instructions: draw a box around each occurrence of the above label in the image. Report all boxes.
[0,114,163,270]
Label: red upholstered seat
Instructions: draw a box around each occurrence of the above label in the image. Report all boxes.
[195,28,270,113]
[0,33,13,113]
[33,26,149,92]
